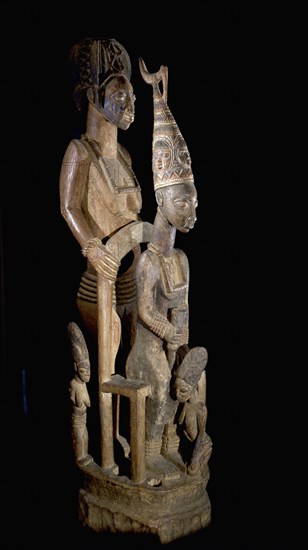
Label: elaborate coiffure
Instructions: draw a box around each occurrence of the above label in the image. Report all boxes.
[69,37,131,110]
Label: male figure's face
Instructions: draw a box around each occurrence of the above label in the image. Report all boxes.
[157,182,198,233]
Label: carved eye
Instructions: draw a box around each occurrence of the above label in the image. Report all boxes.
[79,367,89,375]
[174,199,189,210]
[112,91,127,103]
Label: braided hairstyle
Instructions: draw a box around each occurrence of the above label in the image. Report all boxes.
[69,37,132,111]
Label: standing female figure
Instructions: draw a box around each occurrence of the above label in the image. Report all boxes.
[60,38,142,347]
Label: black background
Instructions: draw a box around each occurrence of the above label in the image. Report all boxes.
[1,1,305,548]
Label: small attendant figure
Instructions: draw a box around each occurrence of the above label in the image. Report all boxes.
[173,346,213,478]
[68,321,93,466]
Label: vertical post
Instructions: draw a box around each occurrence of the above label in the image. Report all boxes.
[96,222,153,474]
[97,273,117,471]
[130,387,148,483]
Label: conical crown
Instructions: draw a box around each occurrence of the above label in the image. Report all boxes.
[139,58,194,190]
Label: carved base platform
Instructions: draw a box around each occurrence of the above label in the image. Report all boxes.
[77,460,211,544]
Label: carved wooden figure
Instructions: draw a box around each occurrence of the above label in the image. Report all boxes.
[59,38,142,345]
[68,321,93,466]
[60,38,212,544]
[173,346,212,478]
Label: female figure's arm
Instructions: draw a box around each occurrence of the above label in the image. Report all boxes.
[60,140,119,279]
[60,140,92,247]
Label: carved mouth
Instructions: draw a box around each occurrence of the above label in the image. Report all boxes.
[185,222,195,229]
[124,114,134,123]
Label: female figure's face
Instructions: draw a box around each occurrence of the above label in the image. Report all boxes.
[157,182,198,233]
[97,75,136,130]
[174,377,194,402]
[76,360,91,383]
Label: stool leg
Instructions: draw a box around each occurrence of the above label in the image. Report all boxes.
[130,391,147,483]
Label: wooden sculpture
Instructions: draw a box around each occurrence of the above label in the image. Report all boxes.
[59,37,143,349]
[60,37,212,544]
[67,321,93,466]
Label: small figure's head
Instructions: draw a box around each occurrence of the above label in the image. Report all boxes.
[70,37,135,130]
[152,137,172,173]
[155,181,198,233]
[67,322,91,383]
[152,132,193,189]
[74,358,91,384]
[174,376,195,403]
[173,346,208,402]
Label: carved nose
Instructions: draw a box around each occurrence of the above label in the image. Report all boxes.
[189,212,197,224]
[126,98,135,113]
